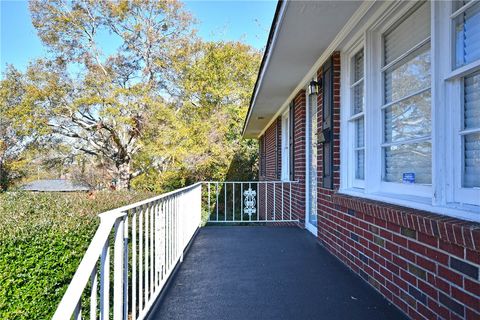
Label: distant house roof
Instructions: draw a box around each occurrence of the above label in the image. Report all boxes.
[21,179,90,192]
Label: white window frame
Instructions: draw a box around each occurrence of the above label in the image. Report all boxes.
[375,1,432,198]
[339,0,480,222]
[343,40,366,189]
[444,0,480,206]
[281,109,290,181]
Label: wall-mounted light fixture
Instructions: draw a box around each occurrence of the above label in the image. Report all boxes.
[308,79,321,96]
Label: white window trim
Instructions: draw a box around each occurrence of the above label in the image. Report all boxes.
[375,1,432,198]
[281,109,290,181]
[339,0,480,223]
[342,39,365,190]
[444,0,480,207]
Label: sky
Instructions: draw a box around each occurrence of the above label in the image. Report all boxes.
[0,0,276,75]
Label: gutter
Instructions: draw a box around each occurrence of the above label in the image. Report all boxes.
[242,0,287,138]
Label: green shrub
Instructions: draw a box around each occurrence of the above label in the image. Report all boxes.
[0,191,154,320]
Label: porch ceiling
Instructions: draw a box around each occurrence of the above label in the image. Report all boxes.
[243,1,362,138]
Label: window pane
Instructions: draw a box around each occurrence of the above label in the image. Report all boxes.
[353,82,364,114]
[355,150,365,180]
[454,1,480,68]
[384,47,431,104]
[384,142,432,184]
[354,50,364,82]
[355,117,364,148]
[384,2,430,65]
[464,132,480,188]
[465,71,480,130]
[384,91,431,143]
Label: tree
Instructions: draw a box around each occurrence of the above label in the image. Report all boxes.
[0,66,49,190]
[176,41,261,181]
[26,0,195,189]
[2,2,262,192]
[132,41,261,191]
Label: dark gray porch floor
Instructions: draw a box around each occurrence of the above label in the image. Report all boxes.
[147,226,407,320]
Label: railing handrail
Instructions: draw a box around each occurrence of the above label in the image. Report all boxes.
[204,180,298,183]
[204,180,299,223]
[52,180,299,320]
[52,182,203,320]
[53,215,117,319]
[98,182,203,218]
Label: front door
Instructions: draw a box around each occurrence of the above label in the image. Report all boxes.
[306,91,318,235]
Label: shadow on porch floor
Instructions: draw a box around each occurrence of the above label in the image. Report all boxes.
[147,226,407,320]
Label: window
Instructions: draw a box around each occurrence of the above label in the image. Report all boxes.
[349,49,365,186]
[453,1,480,69]
[382,2,431,186]
[340,1,480,219]
[280,102,296,181]
[281,110,290,181]
[462,72,480,188]
[449,0,480,206]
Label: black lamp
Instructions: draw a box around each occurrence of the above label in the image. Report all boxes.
[308,79,321,96]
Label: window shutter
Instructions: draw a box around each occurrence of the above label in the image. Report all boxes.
[289,101,295,181]
[259,135,265,178]
[322,58,334,189]
[263,136,267,177]
[259,136,262,177]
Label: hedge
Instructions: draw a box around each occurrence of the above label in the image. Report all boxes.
[0,191,154,320]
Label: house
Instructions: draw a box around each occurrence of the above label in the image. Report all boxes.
[21,179,90,192]
[52,1,480,319]
[244,1,480,319]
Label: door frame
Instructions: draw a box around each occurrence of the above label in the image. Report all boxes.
[305,89,318,236]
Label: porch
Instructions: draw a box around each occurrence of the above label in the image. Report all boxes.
[52,182,406,320]
[147,226,406,320]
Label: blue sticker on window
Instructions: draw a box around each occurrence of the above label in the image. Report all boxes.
[402,172,415,184]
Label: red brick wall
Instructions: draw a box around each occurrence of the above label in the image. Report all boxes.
[258,90,306,224]
[315,52,480,320]
[258,50,480,319]
[325,195,480,320]
[292,90,306,224]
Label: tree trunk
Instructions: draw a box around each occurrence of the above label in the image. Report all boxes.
[116,161,131,190]
[0,160,7,192]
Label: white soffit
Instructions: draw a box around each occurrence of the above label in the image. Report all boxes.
[243,0,362,138]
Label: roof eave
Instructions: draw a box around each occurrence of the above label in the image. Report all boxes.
[242,0,285,139]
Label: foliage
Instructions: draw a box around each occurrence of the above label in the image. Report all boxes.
[4,0,195,189]
[132,41,261,192]
[0,66,49,190]
[1,1,261,191]
[0,2,263,319]
[0,191,154,319]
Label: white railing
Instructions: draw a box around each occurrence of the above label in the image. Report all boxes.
[53,180,298,320]
[53,183,202,320]
[205,181,299,223]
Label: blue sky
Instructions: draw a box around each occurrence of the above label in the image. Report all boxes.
[0,0,276,75]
